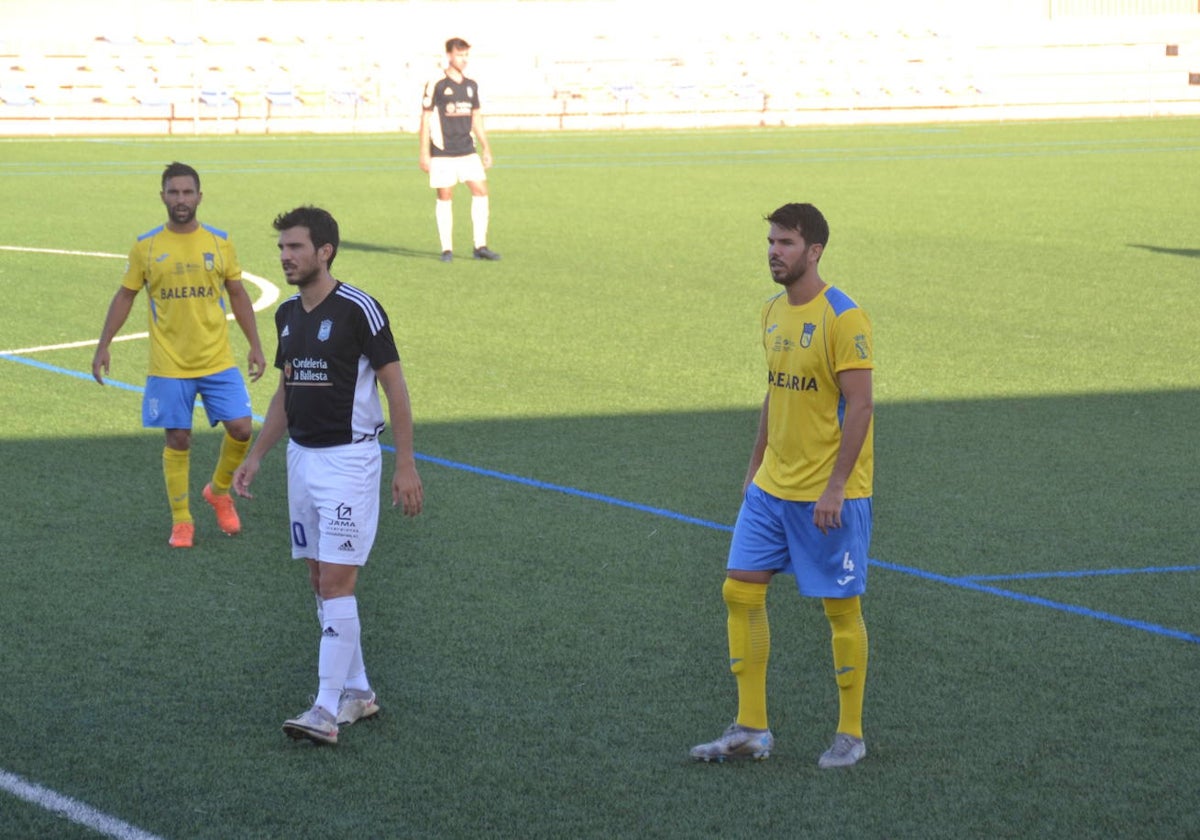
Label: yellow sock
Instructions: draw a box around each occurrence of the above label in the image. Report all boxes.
[724,577,770,730]
[163,446,192,524]
[211,431,251,495]
[824,596,869,739]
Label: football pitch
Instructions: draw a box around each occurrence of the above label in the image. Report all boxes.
[1,118,1199,839]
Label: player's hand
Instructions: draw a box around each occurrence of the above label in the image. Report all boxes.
[392,465,424,517]
[418,154,431,173]
[481,150,493,169]
[247,347,267,382]
[813,487,845,535]
[232,460,258,499]
[91,348,110,385]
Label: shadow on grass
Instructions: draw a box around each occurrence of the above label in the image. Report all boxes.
[10,388,1195,625]
[5,388,1200,667]
[339,239,444,261]
[1128,243,1200,260]
[3,390,1200,838]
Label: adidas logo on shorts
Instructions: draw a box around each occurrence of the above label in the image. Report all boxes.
[338,539,355,552]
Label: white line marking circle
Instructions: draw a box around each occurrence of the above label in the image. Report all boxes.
[0,244,279,355]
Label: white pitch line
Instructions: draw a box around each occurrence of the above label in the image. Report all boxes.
[2,242,249,837]
[0,769,167,840]
[0,245,280,355]
[0,244,129,259]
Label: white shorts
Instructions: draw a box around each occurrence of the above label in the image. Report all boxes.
[286,440,381,566]
[429,153,486,189]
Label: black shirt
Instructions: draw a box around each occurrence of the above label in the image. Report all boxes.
[273,281,400,448]
[422,73,481,157]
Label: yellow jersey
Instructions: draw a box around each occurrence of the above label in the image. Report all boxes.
[753,285,874,501]
[121,223,242,378]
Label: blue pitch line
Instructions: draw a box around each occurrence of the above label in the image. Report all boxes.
[963,564,1200,582]
[1,351,733,531]
[5,350,1197,644]
[406,447,1200,646]
[0,353,144,395]
[873,559,1200,645]
[410,451,735,532]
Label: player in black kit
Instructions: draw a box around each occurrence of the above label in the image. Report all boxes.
[233,206,423,745]
[419,37,500,262]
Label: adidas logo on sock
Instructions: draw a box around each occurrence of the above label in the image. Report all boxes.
[322,626,339,638]
[338,539,354,551]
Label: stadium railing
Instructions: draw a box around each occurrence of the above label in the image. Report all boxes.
[2,11,1199,136]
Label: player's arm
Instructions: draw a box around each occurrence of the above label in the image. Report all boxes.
[376,360,424,517]
[92,285,139,385]
[232,371,288,498]
[813,368,874,533]
[742,391,770,495]
[471,110,492,168]
[225,278,266,382]
[418,107,433,172]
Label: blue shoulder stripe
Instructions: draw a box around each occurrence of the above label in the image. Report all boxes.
[824,286,859,316]
[201,223,230,239]
[136,224,165,241]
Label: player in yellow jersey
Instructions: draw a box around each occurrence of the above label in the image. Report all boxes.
[691,203,875,768]
[92,162,266,548]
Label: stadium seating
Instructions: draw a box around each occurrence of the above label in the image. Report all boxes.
[2,0,1198,135]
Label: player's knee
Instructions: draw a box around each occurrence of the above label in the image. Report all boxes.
[723,576,769,607]
[225,418,252,441]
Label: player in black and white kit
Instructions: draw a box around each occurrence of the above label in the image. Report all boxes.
[233,206,423,745]
[419,37,500,263]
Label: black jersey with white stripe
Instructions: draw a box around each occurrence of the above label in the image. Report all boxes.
[421,74,481,157]
[273,281,400,448]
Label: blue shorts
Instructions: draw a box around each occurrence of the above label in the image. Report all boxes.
[142,367,252,429]
[727,483,871,598]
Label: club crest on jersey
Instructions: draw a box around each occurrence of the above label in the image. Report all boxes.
[800,322,816,348]
[203,253,214,271]
[854,332,870,359]
[318,319,333,341]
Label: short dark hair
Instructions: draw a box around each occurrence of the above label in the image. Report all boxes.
[445,37,471,53]
[765,203,829,248]
[162,161,200,191]
[273,206,340,269]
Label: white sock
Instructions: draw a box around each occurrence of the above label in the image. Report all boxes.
[471,195,490,249]
[344,642,371,693]
[315,595,359,716]
[436,199,453,253]
[339,596,370,693]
